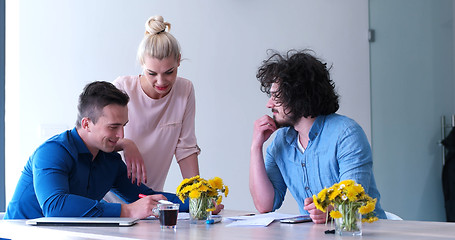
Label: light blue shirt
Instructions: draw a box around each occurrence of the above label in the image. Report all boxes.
[265,114,386,219]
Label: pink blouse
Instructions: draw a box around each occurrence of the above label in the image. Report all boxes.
[113,75,200,191]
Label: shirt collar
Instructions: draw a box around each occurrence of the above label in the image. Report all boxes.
[284,115,327,146]
[308,115,326,140]
[70,127,91,155]
[284,126,298,146]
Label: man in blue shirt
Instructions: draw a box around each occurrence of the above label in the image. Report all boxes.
[249,50,386,223]
[4,81,188,219]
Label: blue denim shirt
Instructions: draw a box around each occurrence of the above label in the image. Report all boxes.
[265,114,386,219]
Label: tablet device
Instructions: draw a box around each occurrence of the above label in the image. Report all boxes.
[26,217,140,227]
[279,215,312,224]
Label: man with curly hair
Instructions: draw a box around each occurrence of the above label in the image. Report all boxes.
[249,50,386,223]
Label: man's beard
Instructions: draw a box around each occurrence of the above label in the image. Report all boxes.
[273,115,295,128]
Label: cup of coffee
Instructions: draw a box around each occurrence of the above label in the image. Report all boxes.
[155,203,179,229]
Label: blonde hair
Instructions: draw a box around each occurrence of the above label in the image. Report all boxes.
[137,15,181,65]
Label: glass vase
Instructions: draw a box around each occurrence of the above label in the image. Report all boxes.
[189,197,212,224]
[334,204,362,236]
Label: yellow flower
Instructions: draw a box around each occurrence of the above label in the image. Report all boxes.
[198,184,210,193]
[339,179,355,187]
[359,199,376,214]
[179,185,192,195]
[346,186,358,201]
[208,177,223,190]
[317,188,328,202]
[189,190,201,199]
[192,181,204,191]
[208,189,218,197]
[206,207,216,212]
[176,178,190,193]
[313,179,379,224]
[330,210,342,219]
[224,185,229,197]
[362,216,378,223]
[358,193,371,202]
[189,175,201,182]
[313,195,325,212]
[177,175,228,207]
[352,184,364,194]
[313,195,322,211]
[329,188,341,201]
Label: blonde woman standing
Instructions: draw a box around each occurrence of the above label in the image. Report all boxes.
[113,16,200,193]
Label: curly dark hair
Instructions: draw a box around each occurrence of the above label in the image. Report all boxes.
[76,81,130,128]
[256,49,339,121]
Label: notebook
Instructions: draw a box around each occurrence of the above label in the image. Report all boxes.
[26,217,140,227]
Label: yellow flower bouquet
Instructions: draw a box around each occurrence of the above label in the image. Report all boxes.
[176,175,229,222]
[313,180,378,235]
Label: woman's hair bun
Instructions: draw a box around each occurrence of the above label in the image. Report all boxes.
[137,15,180,62]
[145,15,171,35]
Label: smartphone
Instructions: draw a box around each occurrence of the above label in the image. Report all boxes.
[280,216,312,224]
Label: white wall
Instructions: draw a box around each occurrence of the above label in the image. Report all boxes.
[6,0,370,213]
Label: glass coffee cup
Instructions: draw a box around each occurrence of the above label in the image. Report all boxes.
[154,203,180,229]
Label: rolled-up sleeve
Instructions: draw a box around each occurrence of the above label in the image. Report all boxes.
[265,141,288,211]
[336,124,373,192]
[175,84,201,161]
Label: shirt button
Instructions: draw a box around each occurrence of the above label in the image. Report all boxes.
[305,186,310,190]
[301,163,306,167]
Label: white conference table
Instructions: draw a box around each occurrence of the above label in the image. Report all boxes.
[0,210,454,240]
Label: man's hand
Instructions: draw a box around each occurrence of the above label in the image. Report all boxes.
[211,200,225,215]
[119,138,147,185]
[304,197,330,224]
[252,115,277,149]
[120,194,167,219]
[249,115,277,213]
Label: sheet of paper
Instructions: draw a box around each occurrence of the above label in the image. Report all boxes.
[225,212,300,221]
[177,212,190,220]
[225,217,275,227]
[223,212,303,227]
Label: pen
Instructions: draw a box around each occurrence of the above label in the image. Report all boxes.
[243,213,256,216]
[138,194,174,204]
